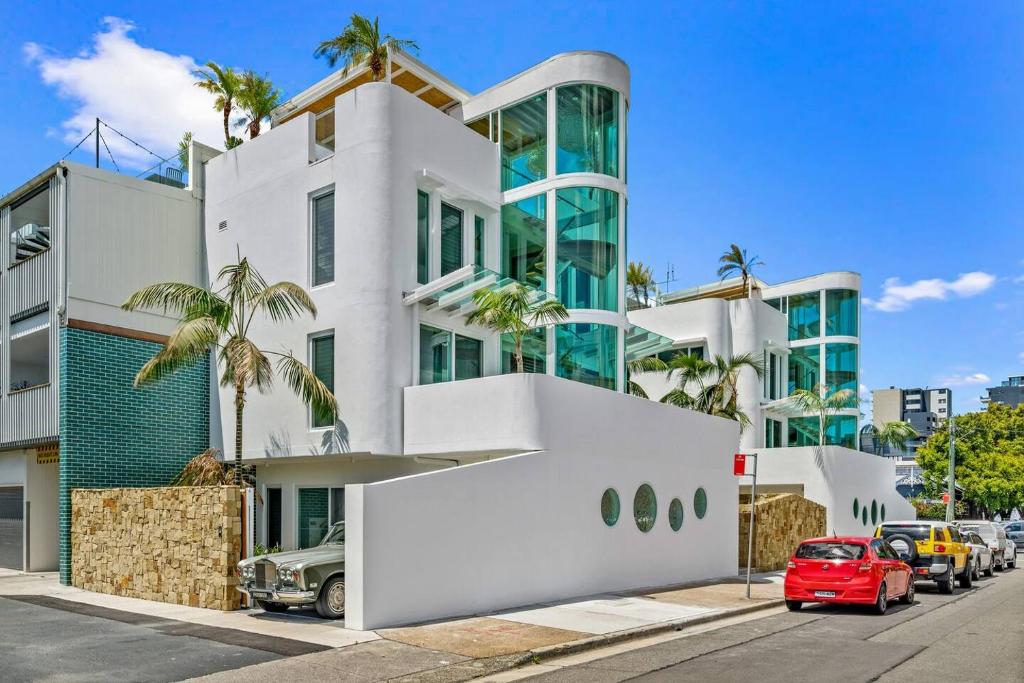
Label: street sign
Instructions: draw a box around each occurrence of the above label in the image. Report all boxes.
[942,492,950,504]
[733,453,746,476]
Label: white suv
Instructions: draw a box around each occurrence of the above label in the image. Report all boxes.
[958,521,1008,570]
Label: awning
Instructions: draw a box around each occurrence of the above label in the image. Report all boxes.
[625,324,675,361]
[403,265,558,317]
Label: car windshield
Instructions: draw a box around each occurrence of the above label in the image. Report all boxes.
[795,542,866,560]
[879,524,931,541]
[960,525,995,540]
[320,522,345,546]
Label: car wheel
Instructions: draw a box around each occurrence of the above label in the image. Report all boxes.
[984,557,994,577]
[899,576,915,604]
[256,600,289,613]
[958,562,973,588]
[315,576,346,619]
[938,566,955,594]
[971,559,980,581]
[874,583,888,615]
[785,600,802,611]
[995,557,1004,571]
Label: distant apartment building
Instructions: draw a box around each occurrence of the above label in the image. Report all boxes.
[984,376,1024,408]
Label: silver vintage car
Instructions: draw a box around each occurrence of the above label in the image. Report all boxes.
[237,521,346,619]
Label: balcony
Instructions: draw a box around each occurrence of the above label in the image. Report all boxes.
[8,184,51,265]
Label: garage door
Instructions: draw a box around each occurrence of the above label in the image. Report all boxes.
[0,487,23,570]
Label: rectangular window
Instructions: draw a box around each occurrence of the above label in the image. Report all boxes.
[556,322,617,391]
[417,190,429,284]
[502,328,547,374]
[656,345,703,364]
[826,415,858,448]
[765,418,783,448]
[455,335,482,380]
[788,344,820,394]
[555,187,619,311]
[330,487,345,523]
[9,307,50,391]
[825,343,858,395]
[501,194,547,289]
[826,289,858,337]
[312,191,335,286]
[788,291,820,341]
[440,203,463,276]
[501,94,547,190]
[310,333,334,428]
[474,215,485,266]
[297,488,329,548]
[9,184,51,265]
[419,324,451,384]
[266,488,282,549]
[788,416,820,447]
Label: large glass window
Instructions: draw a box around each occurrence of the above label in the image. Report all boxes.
[455,335,482,380]
[440,203,463,276]
[298,488,329,548]
[555,187,618,311]
[474,215,485,266]
[9,308,50,391]
[501,194,547,289]
[788,416,820,447]
[501,94,547,190]
[556,323,617,390]
[501,328,547,374]
[788,344,820,394]
[417,190,429,284]
[826,289,858,337]
[419,325,451,384]
[827,415,858,448]
[310,333,334,428]
[788,291,820,341]
[312,191,334,287]
[556,84,618,177]
[825,343,858,395]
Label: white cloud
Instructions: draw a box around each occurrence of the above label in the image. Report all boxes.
[24,17,225,169]
[1018,351,1024,364]
[938,372,991,387]
[863,272,997,312]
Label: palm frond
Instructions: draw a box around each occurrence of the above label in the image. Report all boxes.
[221,336,274,393]
[218,257,269,305]
[122,282,228,318]
[257,281,317,322]
[276,353,338,424]
[170,448,229,486]
[626,356,668,374]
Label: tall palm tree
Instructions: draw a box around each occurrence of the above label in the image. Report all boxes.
[235,71,282,140]
[660,352,763,427]
[466,284,568,372]
[869,421,919,456]
[717,244,765,294]
[193,61,242,149]
[177,132,192,171]
[314,14,418,80]
[786,385,858,447]
[626,261,655,307]
[123,257,338,485]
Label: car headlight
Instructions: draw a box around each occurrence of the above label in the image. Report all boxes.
[278,566,300,584]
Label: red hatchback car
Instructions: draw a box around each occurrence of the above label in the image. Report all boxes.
[784,536,914,615]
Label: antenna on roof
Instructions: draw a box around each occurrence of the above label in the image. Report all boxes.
[655,263,676,289]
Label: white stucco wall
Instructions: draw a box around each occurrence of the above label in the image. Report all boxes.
[346,374,740,630]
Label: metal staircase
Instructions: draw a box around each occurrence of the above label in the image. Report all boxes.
[10,223,50,263]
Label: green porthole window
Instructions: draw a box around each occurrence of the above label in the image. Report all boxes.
[853,498,859,519]
[871,500,878,526]
[634,484,657,533]
[668,498,684,532]
[881,504,887,522]
[694,487,708,520]
[601,488,620,527]
[862,507,868,526]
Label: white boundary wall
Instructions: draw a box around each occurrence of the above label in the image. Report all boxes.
[345,374,740,630]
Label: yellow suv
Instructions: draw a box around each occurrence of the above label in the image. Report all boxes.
[875,521,972,594]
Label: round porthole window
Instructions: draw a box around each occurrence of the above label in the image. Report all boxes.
[668,498,684,532]
[694,487,708,520]
[634,484,657,533]
[871,500,878,526]
[862,507,868,526]
[881,504,886,522]
[853,498,860,519]
[601,488,620,527]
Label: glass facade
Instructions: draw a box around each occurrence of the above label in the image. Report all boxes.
[474,215,485,266]
[556,84,618,177]
[555,187,619,311]
[312,191,334,287]
[419,324,451,384]
[788,416,820,447]
[501,194,547,289]
[440,202,463,276]
[501,328,547,374]
[501,94,547,190]
[788,344,820,394]
[454,335,482,380]
[826,289,858,337]
[788,291,820,341]
[827,415,858,448]
[311,333,334,428]
[825,343,858,394]
[556,323,617,390]
[417,190,429,284]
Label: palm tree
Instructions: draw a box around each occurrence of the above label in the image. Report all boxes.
[869,421,919,456]
[314,14,418,80]
[123,257,338,485]
[626,261,655,307]
[177,132,193,171]
[466,284,568,372]
[625,356,667,398]
[235,71,282,140]
[717,244,764,294]
[786,385,858,447]
[193,61,243,149]
[660,352,763,427]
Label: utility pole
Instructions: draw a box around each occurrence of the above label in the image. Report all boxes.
[945,414,956,523]
[95,117,100,168]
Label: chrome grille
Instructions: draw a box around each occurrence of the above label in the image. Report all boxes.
[254,560,276,590]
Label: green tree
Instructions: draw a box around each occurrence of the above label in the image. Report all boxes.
[466,284,568,372]
[177,131,193,171]
[660,352,764,427]
[717,243,764,294]
[314,14,418,80]
[786,385,858,447]
[235,71,282,139]
[867,420,918,456]
[123,257,338,485]
[626,261,655,307]
[625,356,667,399]
[193,61,243,149]
[915,404,1024,514]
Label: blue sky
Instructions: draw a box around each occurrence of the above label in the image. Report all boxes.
[2,1,1021,415]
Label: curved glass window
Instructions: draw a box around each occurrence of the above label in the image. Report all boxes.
[634,484,657,532]
[601,488,620,527]
[789,292,820,341]
[501,94,547,190]
[556,187,618,311]
[556,323,617,390]
[826,415,858,449]
[788,416,820,447]
[788,345,820,394]
[668,498,684,531]
[501,194,546,289]
[853,498,860,519]
[825,343,858,395]
[694,488,708,519]
[556,84,618,177]
[826,289,858,337]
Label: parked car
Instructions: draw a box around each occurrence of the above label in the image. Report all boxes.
[237,521,346,619]
[1003,538,1018,569]
[784,536,914,615]
[959,530,994,578]
[1001,521,1024,549]
[957,520,1007,571]
[875,521,971,593]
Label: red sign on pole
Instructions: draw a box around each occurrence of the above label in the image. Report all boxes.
[733,453,746,477]
[942,492,950,504]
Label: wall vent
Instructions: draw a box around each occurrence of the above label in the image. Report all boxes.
[218,220,228,232]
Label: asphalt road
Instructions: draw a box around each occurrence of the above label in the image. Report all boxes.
[521,563,1024,683]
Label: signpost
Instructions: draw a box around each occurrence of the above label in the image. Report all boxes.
[735,452,758,599]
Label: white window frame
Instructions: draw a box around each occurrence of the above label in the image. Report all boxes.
[307,329,335,431]
[309,186,335,290]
